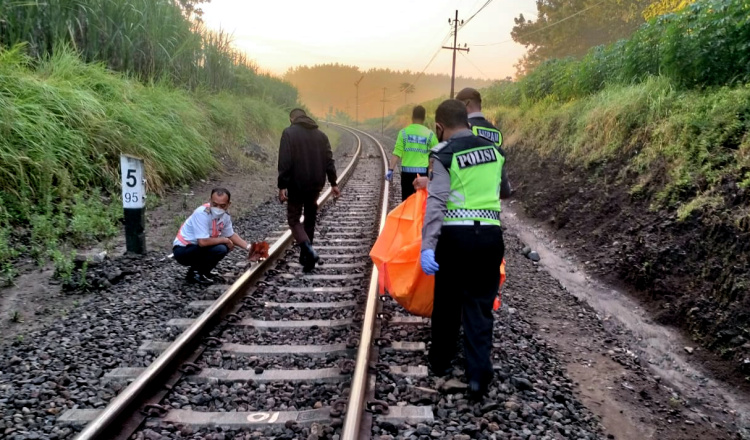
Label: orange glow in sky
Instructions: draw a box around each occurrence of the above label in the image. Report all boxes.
[201,0,537,80]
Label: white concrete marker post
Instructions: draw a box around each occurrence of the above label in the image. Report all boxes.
[120,154,146,254]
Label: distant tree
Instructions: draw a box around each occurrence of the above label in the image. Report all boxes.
[333,109,354,124]
[643,0,696,19]
[284,63,493,119]
[400,82,416,104]
[175,0,211,22]
[511,0,653,74]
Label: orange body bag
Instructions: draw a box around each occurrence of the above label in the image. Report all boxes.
[370,189,506,317]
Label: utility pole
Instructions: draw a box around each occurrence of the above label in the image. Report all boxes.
[443,10,470,99]
[354,75,364,127]
[380,87,389,136]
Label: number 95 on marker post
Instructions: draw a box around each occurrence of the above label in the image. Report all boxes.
[120,155,146,209]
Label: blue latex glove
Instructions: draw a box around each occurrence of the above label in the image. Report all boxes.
[421,249,439,275]
[385,169,394,181]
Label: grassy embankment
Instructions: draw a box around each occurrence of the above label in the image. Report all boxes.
[480,0,750,368]
[0,0,298,285]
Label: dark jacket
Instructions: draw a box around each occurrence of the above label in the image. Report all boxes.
[277,116,337,192]
[468,115,499,131]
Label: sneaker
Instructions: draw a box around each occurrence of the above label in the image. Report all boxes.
[186,270,213,285]
[202,272,226,283]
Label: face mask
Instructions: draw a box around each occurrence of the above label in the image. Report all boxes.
[210,207,225,216]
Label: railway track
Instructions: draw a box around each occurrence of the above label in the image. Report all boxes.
[58,126,434,440]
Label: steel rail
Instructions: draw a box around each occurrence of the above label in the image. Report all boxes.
[74,128,363,440]
[337,127,389,440]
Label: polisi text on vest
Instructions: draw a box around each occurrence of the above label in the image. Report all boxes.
[456,148,497,169]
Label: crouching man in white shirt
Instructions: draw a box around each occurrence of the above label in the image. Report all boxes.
[172,188,251,285]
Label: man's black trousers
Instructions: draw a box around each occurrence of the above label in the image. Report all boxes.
[173,244,229,274]
[287,189,320,244]
[429,224,504,386]
[400,172,422,201]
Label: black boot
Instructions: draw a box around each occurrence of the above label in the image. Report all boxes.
[300,241,319,272]
[468,380,489,401]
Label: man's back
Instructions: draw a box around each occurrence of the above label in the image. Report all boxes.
[395,124,437,170]
[278,115,337,192]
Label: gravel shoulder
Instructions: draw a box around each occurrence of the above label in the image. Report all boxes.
[0,130,354,345]
[0,130,355,439]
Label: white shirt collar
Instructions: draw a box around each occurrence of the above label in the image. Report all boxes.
[467,111,485,119]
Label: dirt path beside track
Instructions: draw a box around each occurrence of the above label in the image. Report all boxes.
[370,130,748,439]
[501,201,749,439]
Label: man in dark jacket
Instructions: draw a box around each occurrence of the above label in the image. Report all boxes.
[455,87,503,148]
[278,108,340,272]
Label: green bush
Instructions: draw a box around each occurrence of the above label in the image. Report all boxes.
[69,191,121,246]
[0,46,214,220]
[0,229,17,266]
[51,249,76,285]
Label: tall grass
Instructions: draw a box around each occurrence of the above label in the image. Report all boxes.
[0,0,297,267]
[0,0,298,107]
[484,0,750,107]
[0,45,288,253]
[0,46,214,218]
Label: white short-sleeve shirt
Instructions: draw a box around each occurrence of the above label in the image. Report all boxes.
[173,204,234,247]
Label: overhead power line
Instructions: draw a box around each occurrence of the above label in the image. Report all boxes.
[373,0,497,110]
[459,51,490,80]
[382,29,453,102]
[459,0,493,30]
[472,0,607,47]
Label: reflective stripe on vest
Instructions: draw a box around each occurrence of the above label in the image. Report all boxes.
[176,225,190,245]
[398,125,435,169]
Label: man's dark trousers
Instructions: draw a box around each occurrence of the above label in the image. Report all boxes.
[287,188,320,243]
[400,172,421,201]
[429,224,504,386]
[173,244,229,274]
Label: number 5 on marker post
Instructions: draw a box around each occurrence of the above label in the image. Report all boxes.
[120,155,145,209]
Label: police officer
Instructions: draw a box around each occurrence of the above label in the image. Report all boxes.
[421,99,511,399]
[386,105,438,201]
[455,87,503,148]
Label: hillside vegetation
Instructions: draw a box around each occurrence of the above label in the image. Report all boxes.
[511,0,699,73]
[487,0,750,220]
[0,0,297,280]
[482,0,750,372]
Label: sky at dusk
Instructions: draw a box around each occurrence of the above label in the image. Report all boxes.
[201,0,538,80]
